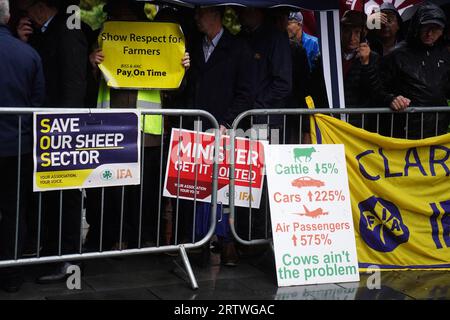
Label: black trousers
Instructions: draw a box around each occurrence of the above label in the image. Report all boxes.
[40,189,83,256]
[85,147,162,250]
[235,182,271,242]
[0,154,32,261]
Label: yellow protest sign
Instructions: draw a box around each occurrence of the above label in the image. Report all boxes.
[311,113,450,270]
[98,21,185,90]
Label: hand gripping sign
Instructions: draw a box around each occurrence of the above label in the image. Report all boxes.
[98,21,186,90]
[163,129,266,208]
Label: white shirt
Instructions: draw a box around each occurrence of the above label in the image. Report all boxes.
[343,51,356,61]
[203,28,224,62]
[41,15,55,33]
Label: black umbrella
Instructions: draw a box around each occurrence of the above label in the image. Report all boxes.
[136,0,339,11]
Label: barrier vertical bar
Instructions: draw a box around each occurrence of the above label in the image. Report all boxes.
[157,115,165,247]
[58,191,63,256]
[79,193,84,254]
[119,187,125,250]
[37,193,42,258]
[174,116,183,245]
[14,117,22,260]
[100,187,105,251]
[138,115,146,249]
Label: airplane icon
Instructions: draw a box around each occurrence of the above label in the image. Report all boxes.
[290,205,329,218]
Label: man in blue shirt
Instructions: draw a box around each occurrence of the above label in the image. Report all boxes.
[0,0,45,293]
[287,11,320,71]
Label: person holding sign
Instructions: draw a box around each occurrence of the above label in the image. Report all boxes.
[85,0,190,252]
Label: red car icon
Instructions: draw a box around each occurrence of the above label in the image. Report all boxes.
[291,176,325,188]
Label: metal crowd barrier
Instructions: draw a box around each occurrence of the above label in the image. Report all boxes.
[228,106,450,247]
[0,107,220,290]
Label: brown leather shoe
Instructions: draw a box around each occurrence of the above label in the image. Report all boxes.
[221,242,239,267]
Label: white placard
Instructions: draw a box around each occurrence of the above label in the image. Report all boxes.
[266,144,359,287]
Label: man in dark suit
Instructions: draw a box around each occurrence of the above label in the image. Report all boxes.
[0,0,45,292]
[186,6,253,129]
[183,6,254,266]
[17,0,88,283]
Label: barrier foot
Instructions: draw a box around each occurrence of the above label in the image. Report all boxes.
[179,245,199,290]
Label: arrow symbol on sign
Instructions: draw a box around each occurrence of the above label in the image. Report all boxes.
[315,163,320,174]
[292,234,298,247]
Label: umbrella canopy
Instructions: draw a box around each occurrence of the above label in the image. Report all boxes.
[341,0,450,21]
[137,0,339,11]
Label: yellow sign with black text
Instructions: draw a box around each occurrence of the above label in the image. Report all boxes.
[311,114,450,270]
[98,21,185,90]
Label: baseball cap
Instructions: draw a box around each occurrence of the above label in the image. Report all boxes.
[288,11,303,24]
[380,3,403,22]
[421,18,446,28]
[418,4,447,28]
[341,10,367,28]
[380,3,398,15]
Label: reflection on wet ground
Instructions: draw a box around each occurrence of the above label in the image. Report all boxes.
[1,248,449,300]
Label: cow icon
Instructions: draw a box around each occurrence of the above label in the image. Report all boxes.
[293,147,316,162]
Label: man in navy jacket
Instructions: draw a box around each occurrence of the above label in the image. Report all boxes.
[238,8,292,114]
[0,0,45,293]
[17,0,88,284]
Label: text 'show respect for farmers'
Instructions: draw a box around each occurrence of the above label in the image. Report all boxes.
[98,21,185,90]
[33,112,141,192]
[265,145,359,287]
[163,129,267,208]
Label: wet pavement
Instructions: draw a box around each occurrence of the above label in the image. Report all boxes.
[1,247,449,300]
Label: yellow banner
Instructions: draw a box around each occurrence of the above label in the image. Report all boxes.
[98,21,185,90]
[311,114,450,270]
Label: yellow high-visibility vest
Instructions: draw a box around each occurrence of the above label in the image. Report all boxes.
[97,81,163,135]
